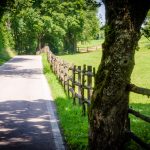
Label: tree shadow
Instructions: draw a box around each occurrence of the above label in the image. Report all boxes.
[0,99,57,150]
[0,56,42,79]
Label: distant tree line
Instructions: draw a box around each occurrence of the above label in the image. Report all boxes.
[142,10,150,41]
[0,0,101,54]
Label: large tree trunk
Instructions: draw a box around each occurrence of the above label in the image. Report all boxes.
[88,0,150,150]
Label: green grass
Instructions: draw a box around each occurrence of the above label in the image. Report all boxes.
[42,54,88,150]
[60,49,101,69]
[42,36,150,149]
[58,36,150,149]
[77,39,104,48]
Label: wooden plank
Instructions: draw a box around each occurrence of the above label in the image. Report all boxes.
[72,65,76,104]
[81,64,86,116]
[93,67,96,87]
[128,108,150,123]
[87,66,92,106]
[127,131,150,150]
[78,66,82,105]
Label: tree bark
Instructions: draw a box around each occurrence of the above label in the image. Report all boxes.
[36,35,44,52]
[64,32,77,53]
[88,0,150,150]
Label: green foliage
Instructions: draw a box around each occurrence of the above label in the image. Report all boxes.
[80,11,100,41]
[0,0,100,54]
[142,11,150,42]
[0,29,11,65]
[0,15,14,49]
[0,0,14,19]
[0,22,15,65]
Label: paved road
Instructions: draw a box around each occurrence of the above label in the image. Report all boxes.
[0,56,65,150]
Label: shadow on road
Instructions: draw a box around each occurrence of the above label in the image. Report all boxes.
[0,56,42,79]
[0,99,56,150]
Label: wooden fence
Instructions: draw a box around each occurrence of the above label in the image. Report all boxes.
[77,46,101,53]
[40,46,96,115]
[39,46,150,149]
[127,84,150,150]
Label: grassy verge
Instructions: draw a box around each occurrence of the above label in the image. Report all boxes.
[42,54,88,150]
[0,49,11,65]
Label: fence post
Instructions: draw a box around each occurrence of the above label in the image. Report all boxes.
[63,62,67,91]
[52,55,55,72]
[81,64,86,116]
[60,60,63,82]
[50,52,52,66]
[65,64,69,93]
[72,65,76,105]
[78,66,82,104]
[57,60,60,79]
[61,61,64,85]
[67,66,70,98]
[87,66,92,103]
[47,51,49,62]
[93,67,96,87]
[54,57,57,74]
[48,52,51,64]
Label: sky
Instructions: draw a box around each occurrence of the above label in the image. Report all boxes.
[98,3,105,25]
[96,0,106,25]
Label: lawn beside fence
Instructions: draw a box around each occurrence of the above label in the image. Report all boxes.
[43,36,150,149]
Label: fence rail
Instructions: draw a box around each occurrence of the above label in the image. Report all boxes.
[77,45,101,53]
[39,46,150,149]
[127,84,150,150]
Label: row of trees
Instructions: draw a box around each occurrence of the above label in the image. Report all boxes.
[0,0,100,54]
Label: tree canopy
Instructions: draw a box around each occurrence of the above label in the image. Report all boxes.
[0,0,100,54]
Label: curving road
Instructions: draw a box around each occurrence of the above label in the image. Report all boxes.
[0,56,65,150]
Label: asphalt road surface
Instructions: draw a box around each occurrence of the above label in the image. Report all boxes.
[0,56,65,150]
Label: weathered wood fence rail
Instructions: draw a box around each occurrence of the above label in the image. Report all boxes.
[39,46,150,149]
[77,46,100,53]
[127,84,150,150]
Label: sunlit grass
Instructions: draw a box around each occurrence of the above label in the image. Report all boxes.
[77,39,104,48]
[42,37,150,149]
[59,37,150,149]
